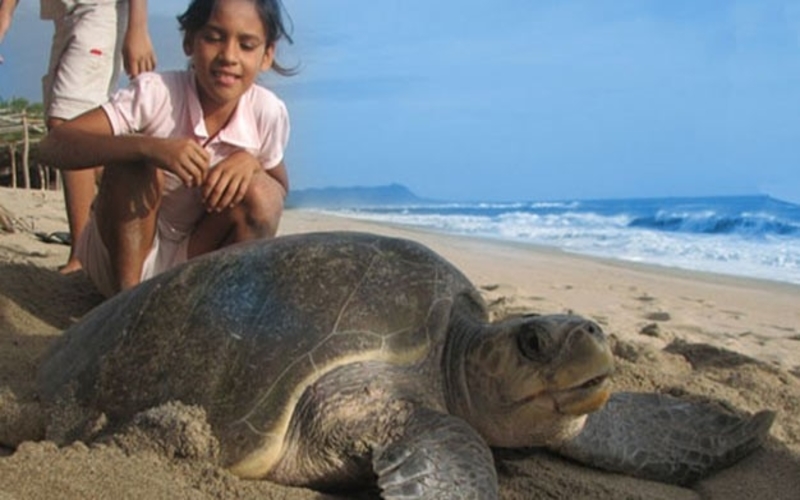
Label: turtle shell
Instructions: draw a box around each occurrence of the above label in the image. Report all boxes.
[39,231,485,465]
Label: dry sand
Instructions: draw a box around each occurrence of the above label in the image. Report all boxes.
[1,186,799,499]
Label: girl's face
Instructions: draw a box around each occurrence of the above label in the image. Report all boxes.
[184,0,274,113]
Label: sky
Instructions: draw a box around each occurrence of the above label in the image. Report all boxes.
[2,0,800,203]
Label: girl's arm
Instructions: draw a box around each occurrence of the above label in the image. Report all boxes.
[39,108,210,187]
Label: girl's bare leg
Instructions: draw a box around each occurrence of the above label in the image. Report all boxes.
[188,170,285,258]
[94,164,163,293]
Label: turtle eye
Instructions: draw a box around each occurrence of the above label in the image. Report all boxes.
[518,324,548,360]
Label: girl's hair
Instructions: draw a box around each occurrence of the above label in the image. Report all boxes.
[177,0,295,76]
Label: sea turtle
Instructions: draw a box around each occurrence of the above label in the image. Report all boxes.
[39,231,774,498]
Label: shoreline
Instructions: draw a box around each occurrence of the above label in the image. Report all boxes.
[305,200,800,288]
[298,208,800,294]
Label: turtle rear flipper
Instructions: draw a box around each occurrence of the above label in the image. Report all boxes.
[554,391,775,486]
[374,408,498,499]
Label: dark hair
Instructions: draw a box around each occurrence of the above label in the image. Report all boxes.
[177,0,295,76]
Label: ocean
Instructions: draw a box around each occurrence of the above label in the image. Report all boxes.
[317,195,800,286]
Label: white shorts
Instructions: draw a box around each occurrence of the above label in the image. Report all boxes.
[76,214,190,298]
[42,2,127,120]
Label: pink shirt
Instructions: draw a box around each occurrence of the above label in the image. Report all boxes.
[101,70,290,241]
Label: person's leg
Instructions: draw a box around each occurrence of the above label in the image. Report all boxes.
[61,168,100,273]
[188,170,286,258]
[47,117,101,274]
[43,3,124,274]
[94,164,163,293]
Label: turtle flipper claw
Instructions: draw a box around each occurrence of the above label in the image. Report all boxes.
[554,392,775,485]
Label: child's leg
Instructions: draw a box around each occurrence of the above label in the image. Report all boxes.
[44,3,125,274]
[61,166,101,270]
[188,170,286,258]
[48,117,103,275]
[94,164,163,293]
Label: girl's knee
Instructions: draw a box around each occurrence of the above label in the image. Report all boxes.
[96,164,164,219]
[237,173,286,237]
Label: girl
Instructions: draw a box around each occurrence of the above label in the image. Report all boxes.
[39,0,293,298]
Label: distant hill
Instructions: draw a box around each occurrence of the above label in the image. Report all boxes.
[286,183,431,208]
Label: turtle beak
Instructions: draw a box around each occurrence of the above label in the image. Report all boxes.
[548,320,614,415]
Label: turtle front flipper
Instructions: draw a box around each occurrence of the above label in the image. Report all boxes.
[553,391,775,485]
[373,408,498,499]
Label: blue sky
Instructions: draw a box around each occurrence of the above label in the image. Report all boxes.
[2,0,800,202]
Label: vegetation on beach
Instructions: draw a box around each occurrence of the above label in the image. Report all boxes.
[0,98,47,189]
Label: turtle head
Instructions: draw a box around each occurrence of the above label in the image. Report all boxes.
[449,313,614,448]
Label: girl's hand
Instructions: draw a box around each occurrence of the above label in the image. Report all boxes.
[201,150,261,212]
[151,138,210,187]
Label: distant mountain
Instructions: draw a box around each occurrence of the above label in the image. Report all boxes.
[286,183,431,208]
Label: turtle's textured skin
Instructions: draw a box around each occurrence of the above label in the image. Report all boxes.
[39,232,774,498]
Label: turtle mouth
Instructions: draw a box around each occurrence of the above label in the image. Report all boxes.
[575,372,609,391]
[551,372,612,415]
[513,371,612,415]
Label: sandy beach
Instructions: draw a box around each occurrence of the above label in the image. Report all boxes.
[1,186,799,499]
